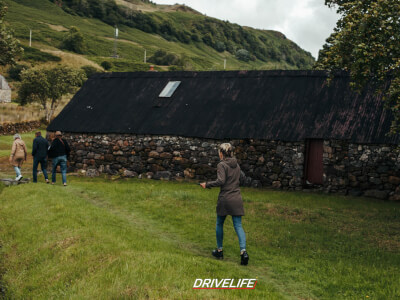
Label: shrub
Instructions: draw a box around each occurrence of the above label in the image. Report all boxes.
[236,49,250,62]
[60,26,86,54]
[81,65,99,78]
[101,61,112,70]
[8,64,29,81]
[148,50,183,66]
[215,41,226,52]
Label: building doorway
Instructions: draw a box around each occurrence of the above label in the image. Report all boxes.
[304,139,324,185]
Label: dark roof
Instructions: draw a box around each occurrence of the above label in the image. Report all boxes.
[48,70,399,144]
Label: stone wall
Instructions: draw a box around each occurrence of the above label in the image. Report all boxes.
[62,133,400,200]
[64,133,304,190]
[323,140,400,200]
[0,121,41,136]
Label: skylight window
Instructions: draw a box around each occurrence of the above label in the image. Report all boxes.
[159,81,181,98]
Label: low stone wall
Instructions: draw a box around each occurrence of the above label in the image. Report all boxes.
[62,133,400,200]
[323,140,400,200]
[0,121,41,136]
[64,133,304,190]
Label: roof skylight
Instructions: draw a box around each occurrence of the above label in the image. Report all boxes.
[159,81,181,97]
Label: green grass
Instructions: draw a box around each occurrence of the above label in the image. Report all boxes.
[21,46,61,62]
[0,174,399,299]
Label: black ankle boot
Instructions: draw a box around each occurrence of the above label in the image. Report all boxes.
[212,249,223,259]
[241,251,249,265]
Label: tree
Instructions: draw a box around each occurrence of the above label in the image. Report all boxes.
[315,0,400,133]
[18,66,86,122]
[60,26,86,54]
[236,49,250,62]
[0,1,23,66]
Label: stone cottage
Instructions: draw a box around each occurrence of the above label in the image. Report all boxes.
[47,70,400,200]
[0,75,11,103]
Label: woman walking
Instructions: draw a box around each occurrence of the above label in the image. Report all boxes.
[200,143,249,265]
[9,134,27,181]
[49,131,70,186]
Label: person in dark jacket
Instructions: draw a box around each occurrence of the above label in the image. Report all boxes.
[32,131,49,183]
[200,143,249,265]
[49,131,70,186]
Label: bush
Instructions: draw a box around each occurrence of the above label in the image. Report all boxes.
[81,65,99,78]
[60,26,86,54]
[148,50,183,66]
[236,49,250,62]
[215,41,226,52]
[8,64,29,81]
[101,61,112,70]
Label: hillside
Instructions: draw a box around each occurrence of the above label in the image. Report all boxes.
[3,0,314,73]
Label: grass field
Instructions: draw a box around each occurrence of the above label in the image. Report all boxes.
[0,131,400,299]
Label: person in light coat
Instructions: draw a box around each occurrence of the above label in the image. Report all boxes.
[9,134,27,181]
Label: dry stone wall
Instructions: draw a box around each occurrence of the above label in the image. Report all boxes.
[62,133,400,200]
[64,133,304,190]
[323,140,400,200]
[0,121,41,136]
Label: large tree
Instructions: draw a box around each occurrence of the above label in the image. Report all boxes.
[18,66,86,122]
[315,0,400,133]
[0,1,22,66]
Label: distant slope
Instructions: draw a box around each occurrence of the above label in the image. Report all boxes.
[4,0,314,72]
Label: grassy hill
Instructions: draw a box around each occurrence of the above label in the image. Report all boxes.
[3,0,315,72]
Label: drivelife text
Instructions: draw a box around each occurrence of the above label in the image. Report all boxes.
[193,278,257,289]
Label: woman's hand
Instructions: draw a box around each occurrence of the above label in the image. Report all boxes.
[200,182,206,189]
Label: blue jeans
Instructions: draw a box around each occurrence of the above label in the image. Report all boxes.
[216,215,246,251]
[52,155,67,184]
[13,166,21,177]
[33,157,48,182]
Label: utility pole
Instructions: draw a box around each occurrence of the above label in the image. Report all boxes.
[144,49,147,63]
[223,59,226,70]
[113,26,118,58]
[29,29,32,47]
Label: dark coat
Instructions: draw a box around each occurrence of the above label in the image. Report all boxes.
[49,138,71,158]
[32,136,49,159]
[206,157,245,216]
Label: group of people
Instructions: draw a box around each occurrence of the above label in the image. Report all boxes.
[9,130,70,186]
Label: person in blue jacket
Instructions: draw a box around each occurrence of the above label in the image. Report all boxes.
[32,131,49,183]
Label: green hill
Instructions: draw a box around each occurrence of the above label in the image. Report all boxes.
[4,0,315,72]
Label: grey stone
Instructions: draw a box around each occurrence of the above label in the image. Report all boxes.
[272,181,281,189]
[123,170,137,178]
[86,169,99,177]
[153,171,172,180]
[251,180,262,188]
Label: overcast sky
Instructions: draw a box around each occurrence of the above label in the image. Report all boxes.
[152,0,341,59]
